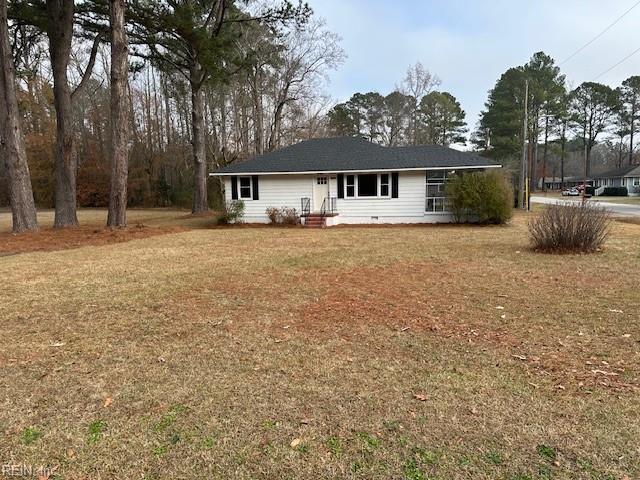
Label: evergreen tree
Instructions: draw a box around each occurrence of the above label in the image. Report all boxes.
[418,91,467,146]
[569,82,619,177]
[619,76,640,164]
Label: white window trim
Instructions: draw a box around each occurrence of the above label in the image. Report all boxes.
[343,173,391,199]
[239,176,253,200]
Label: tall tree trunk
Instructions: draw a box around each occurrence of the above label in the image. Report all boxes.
[630,99,635,165]
[0,0,38,232]
[47,0,78,228]
[251,67,264,155]
[268,100,286,152]
[107,0,129,227]
[541,115,549,192]
[560,121,566,190]
[190,73,208,213]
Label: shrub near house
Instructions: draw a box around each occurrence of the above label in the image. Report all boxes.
[445,170,513,224]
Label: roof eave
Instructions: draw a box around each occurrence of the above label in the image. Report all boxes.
[209,164,502,177]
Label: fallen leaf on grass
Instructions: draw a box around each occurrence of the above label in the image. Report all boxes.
[50,342,65,347]
[103,397,113,408]
[511,354,527,361]
[413,394,427,401]
[290,438,301,448]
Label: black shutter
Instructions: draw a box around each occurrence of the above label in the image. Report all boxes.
[391,172,399,198]
[252,175,259,200]
[337,173,344,198]
[231,176,238,200]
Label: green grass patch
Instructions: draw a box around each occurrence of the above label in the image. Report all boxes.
[88,420,106,444]
[20,427,41,445]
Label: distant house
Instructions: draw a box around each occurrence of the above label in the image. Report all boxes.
[537,176,593,190]
[592,165,640,195]
[210,137,501,225]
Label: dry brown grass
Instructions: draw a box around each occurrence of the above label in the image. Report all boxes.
[0,209,214,256]
[0,209,639,479]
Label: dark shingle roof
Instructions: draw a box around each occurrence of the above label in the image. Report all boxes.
[593,165,640,179]
[212,137,500,174]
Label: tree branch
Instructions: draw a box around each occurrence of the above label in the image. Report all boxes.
[71,33,103,100]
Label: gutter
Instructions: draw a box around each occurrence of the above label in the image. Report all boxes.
[209,164,503,177]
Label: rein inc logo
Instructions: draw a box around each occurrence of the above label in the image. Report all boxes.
[1,464,57,478]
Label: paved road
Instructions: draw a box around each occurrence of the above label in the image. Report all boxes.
[530,196,640,218]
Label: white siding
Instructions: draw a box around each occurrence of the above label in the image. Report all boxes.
[224,175,312,223]
[223,171,456,224]
[334,171,453,224]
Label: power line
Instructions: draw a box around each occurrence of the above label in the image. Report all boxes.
[593,45,640,80]
[560,0,640,65]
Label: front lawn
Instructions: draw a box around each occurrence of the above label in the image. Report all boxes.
[0,210,638,479]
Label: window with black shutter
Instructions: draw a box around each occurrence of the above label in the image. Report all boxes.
[239,177,252,199]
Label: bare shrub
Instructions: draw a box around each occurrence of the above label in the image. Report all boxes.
[528,203,612,253]
[265,206,300,225]
[266,207,281,224]
[280,207,300,225]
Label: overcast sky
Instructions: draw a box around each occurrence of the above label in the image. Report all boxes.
[309,0,640,136]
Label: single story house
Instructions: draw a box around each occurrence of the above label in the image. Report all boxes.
[592,165,640,195]
[210,137,501,225]
[537,176,591,190]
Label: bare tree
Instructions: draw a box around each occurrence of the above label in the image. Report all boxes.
[401,62,440,145]
[106,0,129,227]
[267,19,344,151]
[0,0,38,232]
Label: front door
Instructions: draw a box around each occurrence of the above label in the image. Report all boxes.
[313,175,329,212]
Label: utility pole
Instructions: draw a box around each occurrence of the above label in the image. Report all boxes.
[582,133,588,204]
[519,80,529,209]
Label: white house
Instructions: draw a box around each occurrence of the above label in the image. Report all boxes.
[592,165,640,196]
[210,137,502,226]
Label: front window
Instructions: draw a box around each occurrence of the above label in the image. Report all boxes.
[344,173,391,198]
[239,177,252,199]
[380,173,390,197]
[425,170,453,213]
[346,175,355,197]
[357,174,378,197]
[634,177,640,186]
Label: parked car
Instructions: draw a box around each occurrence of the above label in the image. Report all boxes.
[562,188,580,196]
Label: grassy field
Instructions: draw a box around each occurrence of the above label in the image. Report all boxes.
[0,209,639,479]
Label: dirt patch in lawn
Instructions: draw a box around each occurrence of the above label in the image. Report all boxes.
[291,262,640,393]
[0,224,188,255]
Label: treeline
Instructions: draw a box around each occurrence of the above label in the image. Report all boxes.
[0,0,343,232]
[326,62,467,147]
[472,51,640,189]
